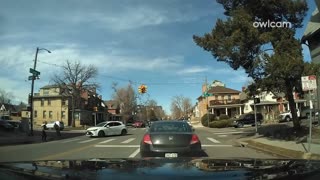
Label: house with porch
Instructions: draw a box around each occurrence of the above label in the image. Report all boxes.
[197,80,243,118]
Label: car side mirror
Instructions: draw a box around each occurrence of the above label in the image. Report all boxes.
[106,125,110,128]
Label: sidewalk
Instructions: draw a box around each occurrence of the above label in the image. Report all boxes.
[0,129,85,146]
[238,136,320,160]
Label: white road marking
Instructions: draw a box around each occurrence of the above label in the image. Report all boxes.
[202,144,233,147]
[207,137,221,143]
[121,138,135,144]
[214,131,249,135]
[94,145,140,148]
[98,139,115,144]
[209,130,237,133]
[61,138,81,143]
[78,139,98,143]
[218,135,228,137]
[129,148,140,158]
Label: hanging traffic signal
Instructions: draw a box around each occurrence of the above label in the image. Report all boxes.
[138,84,147,94]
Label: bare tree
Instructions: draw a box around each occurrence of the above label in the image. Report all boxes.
[170,95,193,119]
[145,99,166,120]
[52,60,99,127]
[0,89,14,104]
[112,82,137,122]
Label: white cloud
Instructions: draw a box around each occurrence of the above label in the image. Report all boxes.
[177,66,209,75]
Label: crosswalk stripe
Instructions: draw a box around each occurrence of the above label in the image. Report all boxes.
[121,138,135,144]
[78,139,98,143]
[214,131,248,135]
[95,145,140,148]
[218,135,228,137]
[129,148,140,158]
[61,138,81,143]
[98,139,115,144]
[207,137,221,143]
[202,144,233,147]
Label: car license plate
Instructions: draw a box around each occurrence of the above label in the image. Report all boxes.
[165,153,178,158]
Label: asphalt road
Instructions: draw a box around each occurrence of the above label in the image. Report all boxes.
[0,126,280,162]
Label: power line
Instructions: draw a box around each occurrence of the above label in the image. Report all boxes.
[37,60,204,85]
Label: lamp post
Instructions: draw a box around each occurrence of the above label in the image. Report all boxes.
[29,47,51,136]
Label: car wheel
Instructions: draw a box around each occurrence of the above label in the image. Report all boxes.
[285,116,291,122]
[98,131,105,137]
[237,122,244,128]
[121,129,127,135]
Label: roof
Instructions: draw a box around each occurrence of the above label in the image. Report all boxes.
[40,84,61,89]
[302,6,320,40]
[104,100,119,109]
[207,86,241,94]
[0,103,17,112]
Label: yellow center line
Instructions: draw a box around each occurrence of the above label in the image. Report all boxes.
[35,143,94,160]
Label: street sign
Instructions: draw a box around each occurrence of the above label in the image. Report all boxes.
[301,75,317,91]
[29,68,40,76]
[203,92,213,98]
[28,76,34,80]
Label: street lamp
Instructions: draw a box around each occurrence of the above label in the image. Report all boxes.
[29,47,51,136]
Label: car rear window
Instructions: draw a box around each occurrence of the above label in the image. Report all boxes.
[150,122,192,133]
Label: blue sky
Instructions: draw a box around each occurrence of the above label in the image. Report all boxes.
[0,0,316,114]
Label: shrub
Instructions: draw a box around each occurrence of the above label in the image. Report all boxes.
[209,120,233,128]
[219,114,230,120]
[201,113,216,127]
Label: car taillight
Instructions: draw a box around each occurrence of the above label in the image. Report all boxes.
[190,134,199,144]
[143,134,152,144]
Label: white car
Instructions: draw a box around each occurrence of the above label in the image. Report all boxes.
[86,121,127,137]
[46,121,64,130]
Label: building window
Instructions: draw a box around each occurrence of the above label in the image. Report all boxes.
[43,111,46,118]
[228,95,231,100]
[49,111,53,119]
[41,99,45,106]
[62,99,66,106]
[215,95,218,100]
[34,110,37,118]
[48,99,51,106]
[61,111,65,119]
[43,90,49,95]
[221,95,224,100]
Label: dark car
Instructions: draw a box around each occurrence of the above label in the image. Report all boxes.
[132,121,145,128]
[140,121,202,157]
[233,113,263,128]
[0,120,15,131]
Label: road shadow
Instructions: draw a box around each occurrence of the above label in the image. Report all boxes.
[235,123,320,144]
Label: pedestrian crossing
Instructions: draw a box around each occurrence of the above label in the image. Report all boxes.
[59,136,228,146]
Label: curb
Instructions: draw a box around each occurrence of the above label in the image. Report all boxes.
[241,140,320,160]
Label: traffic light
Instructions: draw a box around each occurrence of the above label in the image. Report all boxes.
[138,84,147,94]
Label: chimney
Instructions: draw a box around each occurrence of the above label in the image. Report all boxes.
[202,83,207,93]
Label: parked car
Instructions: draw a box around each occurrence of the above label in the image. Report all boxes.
[0,120,15,131]
[46,121,64,130]
[132,121,146,128]
[233,113,263,128]
[140,121,202,157]
[278,109,300,122]
[86,121,127,137]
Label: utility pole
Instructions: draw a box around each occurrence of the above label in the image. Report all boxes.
[29,47,51,136]
[206,76,209,127]
[29,48,39,136]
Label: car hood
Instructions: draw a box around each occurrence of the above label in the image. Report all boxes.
[0,158,320,179]
[86,127,102,131]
